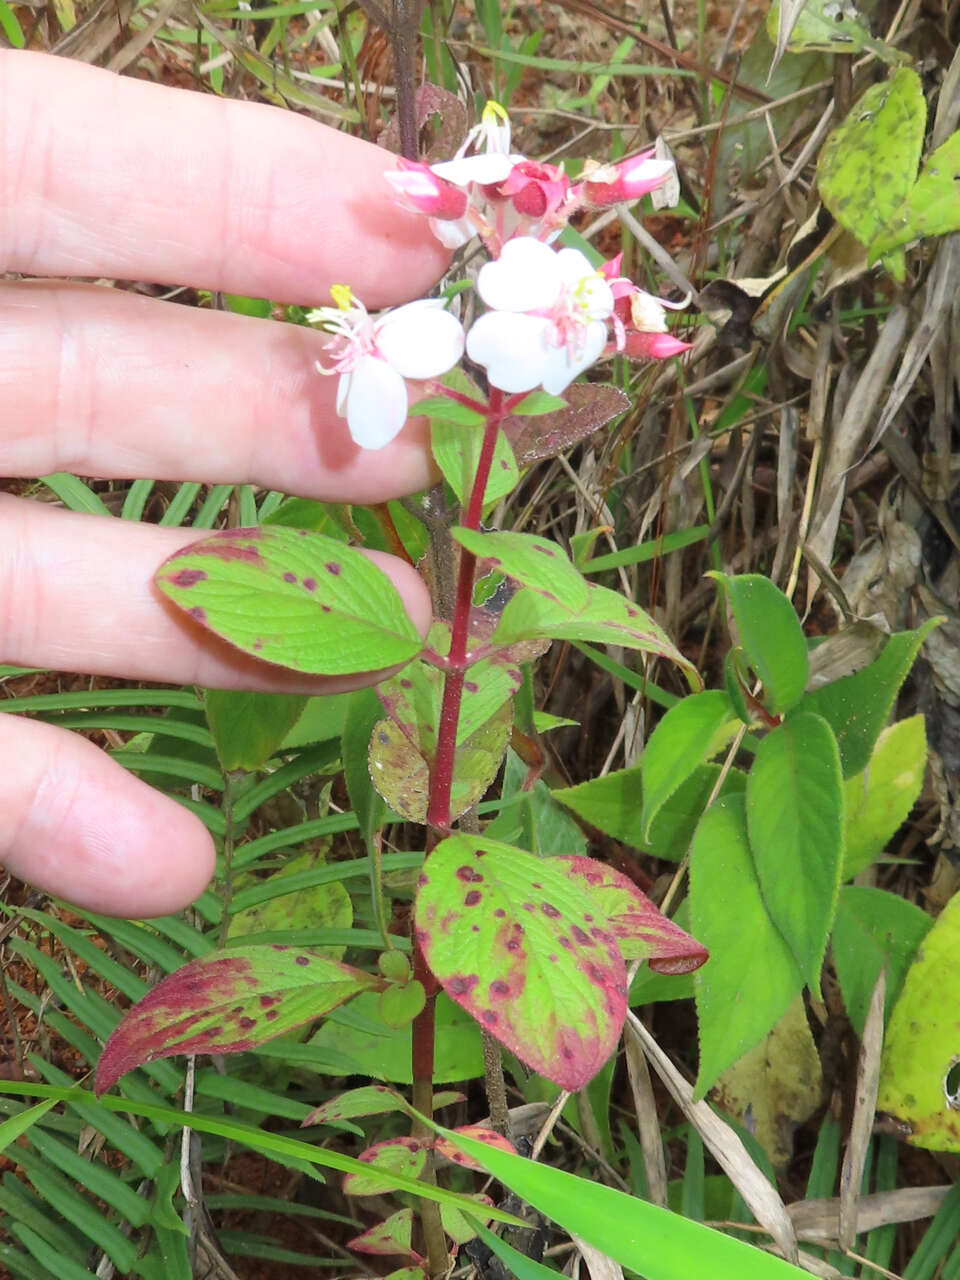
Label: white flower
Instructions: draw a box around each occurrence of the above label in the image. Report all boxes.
[465,237,614,394]
[311,289,464,450]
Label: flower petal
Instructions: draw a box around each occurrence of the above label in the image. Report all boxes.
[466,312,553,393]
[375,301,465,379]
[476,237,562,312]
[540,319,608,394]
[343,354,410,450]
[431,153,517,187]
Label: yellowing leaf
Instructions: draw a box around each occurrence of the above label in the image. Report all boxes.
[877,891,960,1150]
[843,715,926,878]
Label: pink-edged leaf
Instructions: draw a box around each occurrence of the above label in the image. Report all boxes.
[440,1195,495,1244]
[434,1126,517,1170]
[95,946,377,1095]
[502,384,630,466]
[556,856,708,974]
[343,1137,429,1196]
[348,1209,420,1261]
[415,834,628,1091]
[302,1085,465,1129]
[155,526,422,676]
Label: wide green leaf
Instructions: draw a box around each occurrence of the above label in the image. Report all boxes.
[746,712,844,988]
[767,0,900,62]
[554,763,746,861]
[690,795,804,1097]
[443,1129,804,1280]
[156,526,423,675]
[229,852,353,958]
[416,835,628,1090]
[817,66,924,280]
[832,886,930,1035]
[204,689,306,771]
[709,573,808,714]
[796,620,938,777]
[640,690,739,838]
[95,945,378,1094]
[843,715,926,878]
[871,129,960,259]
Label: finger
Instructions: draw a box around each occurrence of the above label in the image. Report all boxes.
[0,496,433,690]
[0,51,449,305]
[0,714,215,916]
[0,281,437,500]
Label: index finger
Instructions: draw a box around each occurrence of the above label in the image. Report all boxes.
[0,51,449,305]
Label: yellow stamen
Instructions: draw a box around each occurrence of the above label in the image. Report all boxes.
[481,100,509,126]
[330,284,354,311]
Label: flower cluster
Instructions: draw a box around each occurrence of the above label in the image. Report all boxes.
[312,104,691,450]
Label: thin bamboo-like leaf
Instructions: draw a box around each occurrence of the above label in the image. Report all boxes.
[159,481,203,526]
[108,749,223,790]
[0,1177,87,1263]
[2,689,202,713]
[228,851,423,913]
[38,474,111,516]
[43,712,215,747]
[120,478,155,521]
[232,814,361,870]
[27,1127,150,1227]
[5,1225,98,1280]
[0,1099,59,1156]
[0,1082,525,1226]
[230,742,340,823]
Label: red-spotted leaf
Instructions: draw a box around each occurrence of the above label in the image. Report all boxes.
[453,528,592,612]
[302,1085,465,1129]
[415,834,628,1091]
[155,526,423,676]
[556,856,708,974]
[348,1209,420,1261]
[343,1137,429,1196]
[440,1195,494,1244]
[434,1126,517,1170]
[95,946,377,1095]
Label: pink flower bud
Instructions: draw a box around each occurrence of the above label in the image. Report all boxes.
[385,160,469,221]
[620,331,692,359]
[581,150,676,208]
[499,160,570,219]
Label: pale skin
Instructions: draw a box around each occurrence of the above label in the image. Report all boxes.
[0,51,450,917]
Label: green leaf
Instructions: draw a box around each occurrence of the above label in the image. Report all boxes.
[843,715,926,878]
[817,67,924,280]
[229,852,353,958]
[0,1100,59,1156]
[796,620,938,777]
[640,691,739,838]
[554,763,746,861]
[95,946,378,1094]
[470,1220,564,1279]
[303,1084,464,1128]
[378,981,427,1029]
[511,391,569,416]
[342,686,387,847]
[555,856,707,972]
[0,1081,524,1225]
[204,689,306,771]
[410,396,486,427]
[486,749,587,857]
[877,890,960,1150]
[709,573,808,713]
[690,795,804,1097]
[155,526,423,675]
[343,1138,427,1196]
[348,1207,416,1259]
[767,0,902,62]
[432,421,518,508]
[416,835,628,1090]
[871,129,960,259]
[0,1,26,46]
[442,1130,805,1280]
[832,886,931,1035]
[308,990,483,1083]
[746,712,844,987]
[453,528,591,610]
[494,583,700,688]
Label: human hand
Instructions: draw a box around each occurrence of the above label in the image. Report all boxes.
[0,51,449,917]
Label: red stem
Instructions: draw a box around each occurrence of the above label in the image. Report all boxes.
[426,390,504,831]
